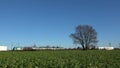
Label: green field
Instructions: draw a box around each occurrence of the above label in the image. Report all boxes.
[0,50,120,68]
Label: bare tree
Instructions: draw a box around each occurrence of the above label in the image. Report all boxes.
[70,25,98,50]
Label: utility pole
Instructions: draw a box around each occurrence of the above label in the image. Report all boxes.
[119,43,120,49]
[18,42,20,47]
[109,42,111,47]
[11,44,13,51]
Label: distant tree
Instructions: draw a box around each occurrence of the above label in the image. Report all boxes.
[77,47,82,50]
[46,45,50,48]
[56,46,59,48]
[90,44,96,50]
[52,46,55,48]
[70,25,98,50]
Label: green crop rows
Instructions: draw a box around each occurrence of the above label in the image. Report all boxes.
[0,50,120,68]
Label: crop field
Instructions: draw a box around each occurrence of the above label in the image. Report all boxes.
[0,50,120,68]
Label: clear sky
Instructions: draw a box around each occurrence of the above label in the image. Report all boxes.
[0,0,120,49]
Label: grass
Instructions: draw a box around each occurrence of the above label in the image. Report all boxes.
[0,50,120,68]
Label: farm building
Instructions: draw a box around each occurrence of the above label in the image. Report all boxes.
[98,47,105,50]
[98,46,114,50]
[24,47,64,51]
[23,47,33,51]
[13,46,64,51]
[0,46,7,51]
[13,47,23,51]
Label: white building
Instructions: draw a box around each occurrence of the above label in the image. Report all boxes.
[105,47,114,50]
[98,46,114,50]
[13,47,23,50]
[98,47,105,50]
[0,46,7,51]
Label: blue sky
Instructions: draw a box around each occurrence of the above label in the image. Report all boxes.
[0,0,120,49]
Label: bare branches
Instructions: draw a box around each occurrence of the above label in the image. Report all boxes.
[70,25,98,50]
